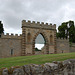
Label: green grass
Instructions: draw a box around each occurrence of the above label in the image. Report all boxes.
[0,52,75,68]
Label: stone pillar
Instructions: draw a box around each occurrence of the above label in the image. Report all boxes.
[21,28,26,56]
[46,43,49,54]
[54,30,57,53]
[32,40,35,54]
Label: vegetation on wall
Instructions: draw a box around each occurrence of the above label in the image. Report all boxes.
[57,20,75,43]
[0,21,4,37]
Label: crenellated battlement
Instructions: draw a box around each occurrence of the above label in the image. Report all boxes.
[57,38,69,41]
[22,20,56,30]
[1,33,22,39]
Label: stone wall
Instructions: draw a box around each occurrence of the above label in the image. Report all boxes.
[70,43,75,52]
[56,38,70,53]
[0,33,22,58]
[1,59,75,75]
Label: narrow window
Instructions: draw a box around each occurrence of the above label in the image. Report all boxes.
[50,35,53,44]
[11,49,13,55]
[27,33,31,43]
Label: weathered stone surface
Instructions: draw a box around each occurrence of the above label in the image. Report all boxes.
[2,68,8,75]
[63,59,75,75]
[30,64,44,75]
[13,68,24,75]
[22,65,31,75]
[2,60,75,75]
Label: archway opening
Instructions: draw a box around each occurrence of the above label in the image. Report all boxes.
[35,34,46,53]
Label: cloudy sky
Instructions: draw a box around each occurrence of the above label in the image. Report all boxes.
[0,0,75,34]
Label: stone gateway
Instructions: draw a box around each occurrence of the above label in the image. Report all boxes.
[0,20,75,58]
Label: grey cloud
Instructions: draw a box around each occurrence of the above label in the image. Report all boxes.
[0,0,75,34]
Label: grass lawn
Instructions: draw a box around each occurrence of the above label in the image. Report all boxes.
[0,52,75,68]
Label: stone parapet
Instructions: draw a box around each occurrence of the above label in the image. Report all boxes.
[22,20,56,30]
[1,33,22,39]
[57,38,69,42]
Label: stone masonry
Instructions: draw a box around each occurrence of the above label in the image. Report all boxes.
[0,33,22,58]
[1,59,75,75]
[22,20,56,55]
[0,20,75,58]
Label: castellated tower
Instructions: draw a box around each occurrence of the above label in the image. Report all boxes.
[21,20,57,55]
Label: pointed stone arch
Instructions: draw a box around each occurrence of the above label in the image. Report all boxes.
[32,31,49,54]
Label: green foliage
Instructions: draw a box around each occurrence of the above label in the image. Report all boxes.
[0,52,75,68]
[57,22,68,38]
[0,21,4,37]
[68,21,75,43]
[57,20,75,43]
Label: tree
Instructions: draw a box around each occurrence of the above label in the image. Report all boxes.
[68,21,75,43]
[57,20,75,43]
[57,22,67,38]
[0,21,4,37]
